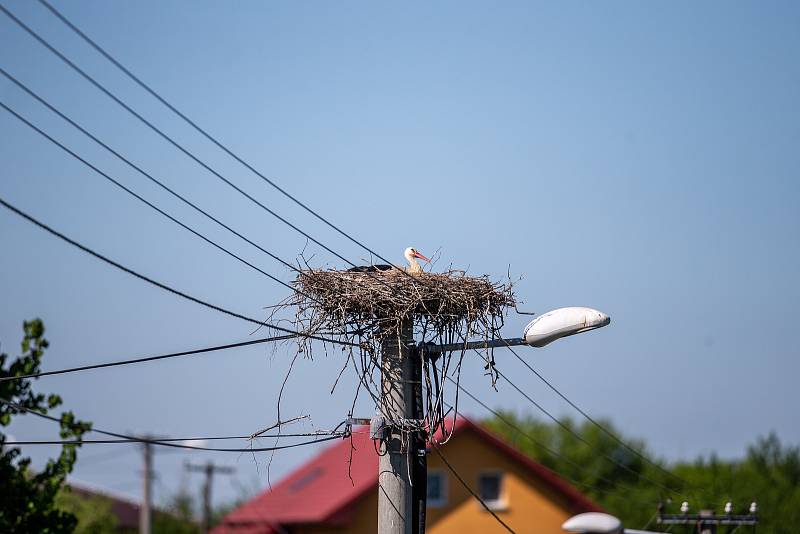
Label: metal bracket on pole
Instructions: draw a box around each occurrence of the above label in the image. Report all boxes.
[346,417,372,426]
[422,337,527,355]
[368,413,425,440]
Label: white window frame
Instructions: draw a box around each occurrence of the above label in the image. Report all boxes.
[426,469,448,508]
[477,470,507,511]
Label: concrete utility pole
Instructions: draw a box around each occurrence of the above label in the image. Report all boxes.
[186,461,235,534]
[411,342,427,534]
[140,438,153,534]
[378,320,418,534]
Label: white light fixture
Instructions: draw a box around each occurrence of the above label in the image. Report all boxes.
[563,512,670,534]
[424,306,611,354]
[523,307,611,348]
[562,512,622,534]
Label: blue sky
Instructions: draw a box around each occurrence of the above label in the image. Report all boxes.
[1,0,798,508]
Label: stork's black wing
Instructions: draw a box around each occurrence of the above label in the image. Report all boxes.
[347,264,394,273]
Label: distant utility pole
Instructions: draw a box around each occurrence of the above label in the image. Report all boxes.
[186,461,235,534]
[140,438,153,534]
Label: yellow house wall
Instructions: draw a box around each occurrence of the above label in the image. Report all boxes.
[291,428,582,534]
[425,430,578,533]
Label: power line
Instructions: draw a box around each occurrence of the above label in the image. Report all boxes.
[430,442,515,533]
[451,379,620,494]
[0,66,305,281]
[451,381,678,506]
[494,364,686,499]
[34,0,422,277]
[2,2,434,305]
[500,337,701,497]
[10,0,501,309]
[0,399,346,452]
[467,347,688,500]
[0,99,308,301]
[4,2,443,346]
[7,432,350,445]
[0,334,295,383]
[0,195,354,347]
[0,3,374,276]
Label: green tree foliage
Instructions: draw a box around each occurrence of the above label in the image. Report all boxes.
[154,480,260,534]
[483,411,800,533]
[153,490,200,534]
[55,490,118,534]
[0,319,92,533]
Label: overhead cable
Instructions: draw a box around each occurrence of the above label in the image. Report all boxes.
[487,356,688,500]
[431,442,516,533]
[0,196,354,347]
[35,0,420,278]
[0,334,296,383]
[0,399,346,452]
[451,333,689,500]
[0,100,309,302]
[451,380,619,493]
[0,66,304,281]
[500,337,700,497]
[4,432,351,446]
[450,382,673,504]
[0,3,377,276]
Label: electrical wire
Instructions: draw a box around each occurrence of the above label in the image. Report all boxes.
[7,432,350,445]
[0,195,355,347]
[467,346,688,500]
[450,379,624,494]
[0,399,346,452]
[34,0,427,280]
[495,364,686,499]
[0,334,295,383]
[7,0,497,317]
[0,100,311,302]
[499,337,703,499]
[0,66,306,282]
[1,2,435,304]
[0,3,380,278]
[430,442,516,533]
[449,383,684,508]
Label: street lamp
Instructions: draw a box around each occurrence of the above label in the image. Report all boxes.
[562,512,622,534]
[424,306,611,354]
[523,307,610,348]
[562,512,659,534]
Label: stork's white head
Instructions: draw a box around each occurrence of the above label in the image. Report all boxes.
[404,247,430,273]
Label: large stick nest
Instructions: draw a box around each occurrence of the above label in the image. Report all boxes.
[294,269,515,336]
[281,267,516,442]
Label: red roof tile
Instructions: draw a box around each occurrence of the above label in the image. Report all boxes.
[216,431,377,530]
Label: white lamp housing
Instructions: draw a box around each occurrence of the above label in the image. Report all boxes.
[524,307,611,348]
[562,512,623,534]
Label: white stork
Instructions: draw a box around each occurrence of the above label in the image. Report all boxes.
[403,246,430,274]
[347,247,431,274]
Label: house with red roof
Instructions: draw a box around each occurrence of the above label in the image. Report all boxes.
[213,417,601,534]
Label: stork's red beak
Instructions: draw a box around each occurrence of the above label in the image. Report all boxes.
[413,251,430,262]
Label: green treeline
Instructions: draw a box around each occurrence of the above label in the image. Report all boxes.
[483,411,800,533]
